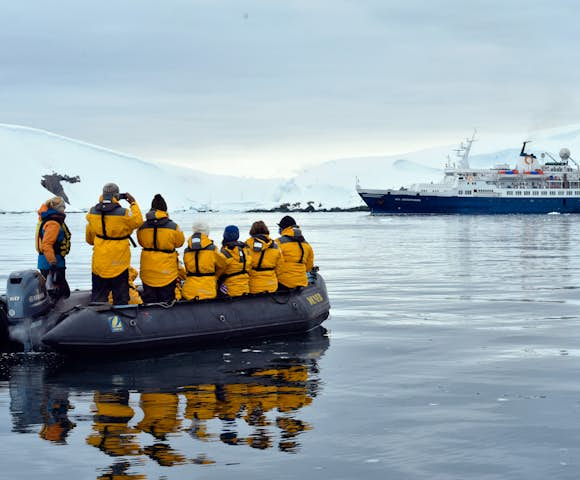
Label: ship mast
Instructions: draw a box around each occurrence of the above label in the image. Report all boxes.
[457,130,477,169]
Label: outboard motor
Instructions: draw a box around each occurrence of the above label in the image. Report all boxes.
[0,296,8,343]
[6,270,52,324]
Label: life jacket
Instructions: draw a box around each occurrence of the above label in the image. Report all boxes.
[184,233,218,277]
[251,235,279,271]
[35,213,71,257]
[278,227,308,264]
[220,241,249,280]
[138,212,179,254]
[92,202,136,246]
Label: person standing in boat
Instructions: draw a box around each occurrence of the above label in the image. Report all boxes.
[86,183,143,304]
[275,215,314,289]
[36,196,71,300]
[219,225,251,297]
[137,194,185,303]
[245,221,283,293]
[182,222,227,300]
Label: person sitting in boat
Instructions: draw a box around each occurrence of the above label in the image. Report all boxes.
[246,220,283,293]
[182,222,227,300]
[86,183,143,305]
[275,215,314,289]
[107,266,143,305]
[218,225,251,297]
[36,196,71,301]
[137,194,185,303]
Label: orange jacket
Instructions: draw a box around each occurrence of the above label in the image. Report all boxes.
[36,204,70,268]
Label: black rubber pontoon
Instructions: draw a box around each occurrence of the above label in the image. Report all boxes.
[39,274,329,354]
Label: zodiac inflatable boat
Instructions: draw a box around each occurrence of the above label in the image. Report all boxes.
[0,269,330,354]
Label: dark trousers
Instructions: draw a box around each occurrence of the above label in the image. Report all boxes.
[91,269,129,305]
[142,280,177,303]
[41,268,71,301]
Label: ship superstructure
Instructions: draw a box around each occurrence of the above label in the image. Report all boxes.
[357,133,580,214]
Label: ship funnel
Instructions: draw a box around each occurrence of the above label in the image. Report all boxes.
[560,148,571,160]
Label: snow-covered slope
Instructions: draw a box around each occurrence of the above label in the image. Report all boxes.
[0,124,282,212]
[4,123,580,212]
[288,125,580,207]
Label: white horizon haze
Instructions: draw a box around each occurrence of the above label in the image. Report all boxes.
[2,1,580,177]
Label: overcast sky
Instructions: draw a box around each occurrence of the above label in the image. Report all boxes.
[2,0,579,178]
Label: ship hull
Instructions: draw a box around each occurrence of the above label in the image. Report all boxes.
[358,191,580,214]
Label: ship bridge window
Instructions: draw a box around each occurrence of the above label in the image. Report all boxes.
[550,191,557,196]
[515,191,522,196]
[532,191,539,196]
[524,191,531,196]
[506,191,513,196]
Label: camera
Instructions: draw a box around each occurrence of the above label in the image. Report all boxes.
[118,193,129,200]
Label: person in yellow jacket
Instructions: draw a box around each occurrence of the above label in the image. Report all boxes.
[182,222,227,300]
[137,194,185,303]
[275,215,314,289]
[86,183,143,304]
[107,266,143,305]
[219,225,251,297]
[245,221,283,293]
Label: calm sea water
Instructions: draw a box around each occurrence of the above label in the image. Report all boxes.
[2,211,580,479]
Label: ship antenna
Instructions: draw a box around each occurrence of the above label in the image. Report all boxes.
[520,140,531,157]
[459,129,477,169]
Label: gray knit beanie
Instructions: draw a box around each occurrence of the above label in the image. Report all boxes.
[102,183,120,195]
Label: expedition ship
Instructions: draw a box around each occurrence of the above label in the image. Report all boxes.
[356,133,580,214]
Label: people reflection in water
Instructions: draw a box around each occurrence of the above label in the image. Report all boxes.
[7,339,326,473]
[8,363,75,444]
[96,461,146,480]
[39,392,76,444]
[182,361,316,453]
[86,391,141,457]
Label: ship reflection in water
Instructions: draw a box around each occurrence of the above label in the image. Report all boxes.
[2,328,329,477]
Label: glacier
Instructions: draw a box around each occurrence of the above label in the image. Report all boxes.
[4,123,580,212]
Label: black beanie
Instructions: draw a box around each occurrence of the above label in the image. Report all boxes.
[151,194,168,212]
[278,215,296,231]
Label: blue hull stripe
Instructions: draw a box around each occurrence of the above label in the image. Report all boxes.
[358,192,580,214]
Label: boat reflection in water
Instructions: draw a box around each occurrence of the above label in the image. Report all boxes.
[2,327,329,477]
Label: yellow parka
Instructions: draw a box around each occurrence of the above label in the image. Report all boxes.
[276,226,314,288]
[219,241,251,297]
[137,209,185,287]
[182,233,227,300]
[86,198,143,278]
[246,235,283,293]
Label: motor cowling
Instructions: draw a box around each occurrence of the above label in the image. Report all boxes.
[0,298,8,341]
[6,270,52,323]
